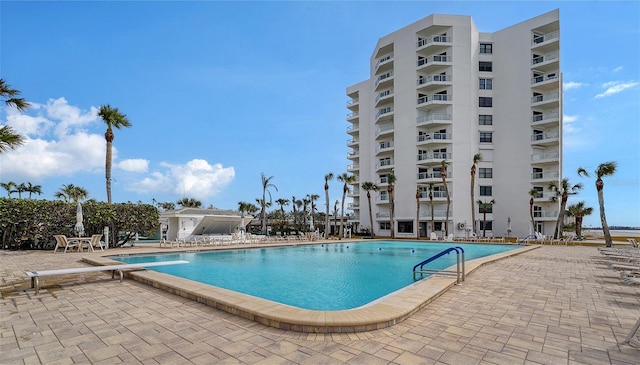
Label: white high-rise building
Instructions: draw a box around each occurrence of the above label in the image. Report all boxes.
[345,10,561,239]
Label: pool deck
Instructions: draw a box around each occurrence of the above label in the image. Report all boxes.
[2,241,639,364]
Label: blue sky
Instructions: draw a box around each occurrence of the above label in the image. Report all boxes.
[1,1,638,228]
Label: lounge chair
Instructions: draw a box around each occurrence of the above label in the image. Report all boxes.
[90,234,105,251]
[53,235,78,253]
[430,232,438,241]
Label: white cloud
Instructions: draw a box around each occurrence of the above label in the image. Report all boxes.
[127,159,235,200]
[117,159,149,173]
[563,81,586,91]
[612,66,623,72]
[595,81,638,98]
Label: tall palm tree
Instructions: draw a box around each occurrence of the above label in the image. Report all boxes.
[25,183,43,199]
[238,200,258,231]
[176,197,202,208]
[0,79,30,111]
[336,173,356,239]
[387,171,397,239]
[0,181,16,198]
[440,160,451,236]
[470,153,482,235]
[14,182,26,199]
[324,172,334,236]
[308,194,319,230]
[259,173,277,235]
[528,188,539,235]
[416,186,421,240]
[97,104,131,204]
[577,161,617,247]
[476,199,495,237]
[566,201,593,239]
[54,183,89,204]
[274,198,290,221]
[428,183,435,236]
[548,178,583,239]
[361,181,378,238]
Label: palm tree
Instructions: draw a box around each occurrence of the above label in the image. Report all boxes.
[0,126,26,154]
[291,195,299,228]
[14,182,26,199]
[440,160,451,236]
[361,181,378,238]
[1,79,30,111]
[336,173,356,239]
[387,171,397,239]
[476,199,495,237]
[333,200,340,236]
[548,178,583,239]
[308,194,320,230]
[470,153,482,235]
[259,173,278,235]
[566,201,593,239]
[97,104,131,204]
[324,172,334,236]
[577,162,617,247]
[238,201,258,232]
[158,201,176,211]
[428,183,435,237]
[1,181,16,198]
[25,183,42,199]
[176,197,202,208]
[274,198,290,221]
[416,187,421,240]
[528,188,539,235]
[54,184,89,204]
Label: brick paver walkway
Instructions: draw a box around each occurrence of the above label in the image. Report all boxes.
[1,245,639,364]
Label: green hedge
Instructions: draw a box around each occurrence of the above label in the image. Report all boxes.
[0,198,159,250]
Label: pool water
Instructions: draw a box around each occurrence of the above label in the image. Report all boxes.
[112,241,517,310]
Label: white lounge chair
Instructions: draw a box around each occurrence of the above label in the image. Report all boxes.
[53,235,78,253]
[430,232,438,241]
[90,234,105,251]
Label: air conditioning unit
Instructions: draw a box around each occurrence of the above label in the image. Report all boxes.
[458,222,466,230]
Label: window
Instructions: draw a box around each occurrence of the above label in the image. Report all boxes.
[479,97,493,107]
[480,132,493,143]
[479,220,493,231]
[398,221,413,233]
[480,43,493,54]
[479,78,492,90]
[479,115,493,125]
[379,222,391,230]
[479,168,493,178]
[479,186,492,196]
[479,61,492,72]
[478,203,493,214]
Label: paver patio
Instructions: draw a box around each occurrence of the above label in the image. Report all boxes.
[1,244,639,364]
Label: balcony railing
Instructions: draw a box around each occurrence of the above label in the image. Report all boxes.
[417,35,451,48]
[347,151,359,159]
[417,113,452,125]
[533,191,557,200]
[347,112,359,119]
[417,133,451,143]
[375,71,394,88]
[531,131,559,142]
[375,125,394,137]
[531,92,559,103]
[531,72,558,85]
[417,55,451,67]
[531,152,560,162]
[376,212,390,218]
[532,31,559,45]
[375,53,394,72]
[419,191,449,199]
[534,210,558,218]
[346,98,359,106]
[417,74,451,86]
[417,94,451,105]
[375,89,393,104]
[417,171,451,180]
[376,106,394,119]
[419,210,451,218]
[376,159,394,169]
[417,152,452,161]
[531,170,559,180]
[347,138,359,146]
[532,111,559,123]
[376,141,394,153]
[532,52,559,65]
[346,125,359,133]
[347,164,359,172]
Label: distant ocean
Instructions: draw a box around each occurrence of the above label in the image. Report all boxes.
[582,229,640,238]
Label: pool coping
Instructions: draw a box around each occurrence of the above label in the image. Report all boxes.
[82,240,539,333]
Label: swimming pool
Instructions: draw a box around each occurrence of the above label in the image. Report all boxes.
[111,241,518,310]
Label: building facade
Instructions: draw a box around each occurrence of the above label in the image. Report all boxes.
[345,10,561,239]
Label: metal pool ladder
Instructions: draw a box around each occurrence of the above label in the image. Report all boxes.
[413,247,465,284]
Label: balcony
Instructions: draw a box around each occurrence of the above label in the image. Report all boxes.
[348,202,360,210]
[531,111,559,126]
[531,92,559,107]
[346,124,359,134]
[531,31,559,53]
[347,163,359,172]
[531,131,559,146]
[417,171,451,183]
[417,113,452,126]
[417,94,452,110]
[375,106,394,123]
[376,212,390,218]
[347,151,359,160]
[533,210,558,220]
[417,132,451,145]
[375,141,394,154]
[533,191,557,201]
[375,71,394,91]
[416,55,451,72]
[375,124,394,139]
[375,89,394,107]
[417,35,452,50]
[346,98,359,110]
[531,151,560,164]
[419,210,451,219]
[416,74,451,91]
[347,138,359,147]
[531,170,559,181]
[531,52,559,72]
[347,112,359,121]
[375,53,394,74]
[375,159,394,171]
[417,152,452,164]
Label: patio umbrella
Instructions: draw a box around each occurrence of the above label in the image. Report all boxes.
[74,201,84,237]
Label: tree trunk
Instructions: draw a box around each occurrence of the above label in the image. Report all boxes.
[597,179,612,247]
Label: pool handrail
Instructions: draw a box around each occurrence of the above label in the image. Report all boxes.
[413,246,465,284]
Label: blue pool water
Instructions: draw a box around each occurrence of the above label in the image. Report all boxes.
[112,241,517,310]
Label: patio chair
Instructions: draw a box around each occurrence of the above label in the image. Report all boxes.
[53,235,78,253]
[429,232,438,241]
[90,234,105,251]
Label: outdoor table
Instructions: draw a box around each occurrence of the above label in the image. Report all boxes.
[67,237,94,252]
